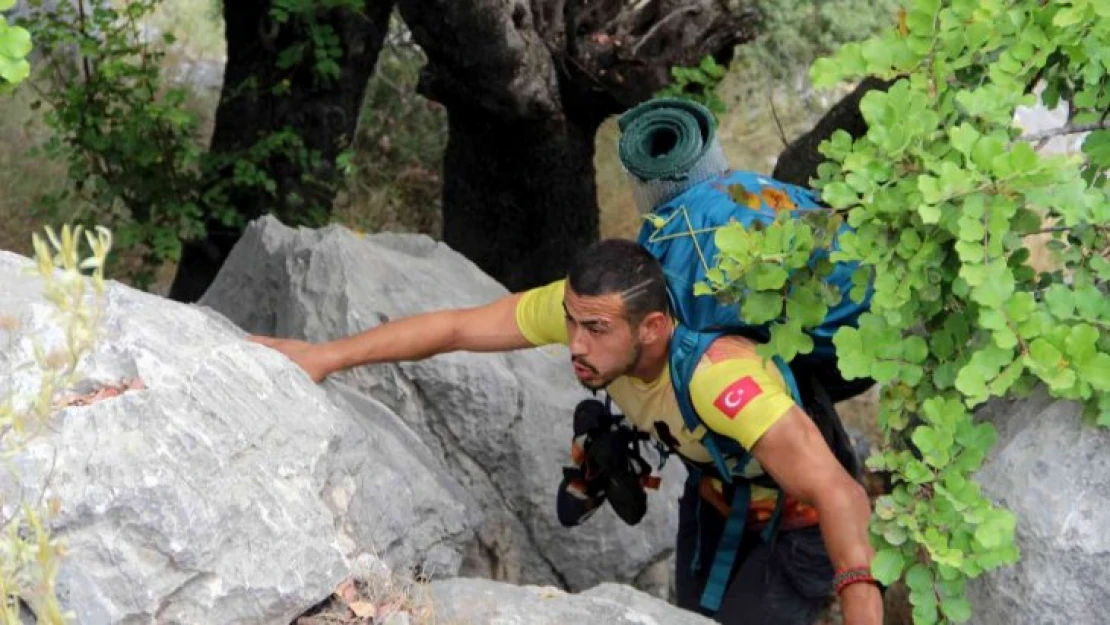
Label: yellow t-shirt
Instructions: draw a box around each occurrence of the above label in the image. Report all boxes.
[515,279,818,529]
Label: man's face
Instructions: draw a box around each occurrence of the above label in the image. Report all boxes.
[563,287,643,390]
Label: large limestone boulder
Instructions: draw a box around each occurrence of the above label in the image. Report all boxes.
[430,578,713,625]
[200,216,686,593]
[0,251,477,624]
[300,553,707,625]
[968,390,1110,625]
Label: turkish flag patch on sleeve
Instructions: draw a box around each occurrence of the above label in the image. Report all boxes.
[713,376,763,419]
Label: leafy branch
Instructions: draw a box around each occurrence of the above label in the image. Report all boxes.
[703,1,1110,622]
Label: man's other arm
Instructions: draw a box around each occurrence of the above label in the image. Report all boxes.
[751,407,881,625]
[690,360,881,625]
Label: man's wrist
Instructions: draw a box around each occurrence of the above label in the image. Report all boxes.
[320,340,350,376]
[834,567,878,595]
[838,576,881,599]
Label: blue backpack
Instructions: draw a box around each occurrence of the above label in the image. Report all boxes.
[635,169,873,613]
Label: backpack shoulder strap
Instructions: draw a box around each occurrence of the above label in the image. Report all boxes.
[770,354,802,405]
[670,326,809,615]
[668,324,734,479]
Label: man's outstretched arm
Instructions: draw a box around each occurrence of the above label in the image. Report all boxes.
[751,407,882,625]
[249,292,534,382]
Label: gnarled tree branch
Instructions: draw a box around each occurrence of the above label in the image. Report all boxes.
[1020,120,1109,143]
[772,77,893,188]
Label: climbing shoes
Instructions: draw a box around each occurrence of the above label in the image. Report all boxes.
[557,398,660,527]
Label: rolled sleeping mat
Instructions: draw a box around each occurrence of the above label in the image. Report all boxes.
[617,97,730,214]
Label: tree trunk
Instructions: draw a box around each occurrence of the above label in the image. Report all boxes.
[398,0,758,291]
[168,0,395,302]
[442,110,602,291]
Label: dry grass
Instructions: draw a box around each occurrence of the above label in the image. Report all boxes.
[293,559,469,625]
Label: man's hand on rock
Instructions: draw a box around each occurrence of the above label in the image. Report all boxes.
[248,335,335,383]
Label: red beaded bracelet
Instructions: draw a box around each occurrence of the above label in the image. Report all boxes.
[833,567,878,595]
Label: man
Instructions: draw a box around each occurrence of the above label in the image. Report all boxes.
[250,238,882,625]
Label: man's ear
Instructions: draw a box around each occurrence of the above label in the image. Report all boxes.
[638,311,670,344]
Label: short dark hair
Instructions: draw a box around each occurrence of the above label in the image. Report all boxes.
[567,238,670,322]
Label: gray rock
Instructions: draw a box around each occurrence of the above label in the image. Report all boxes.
[200,216,686,592]
[323,382,479,580]
[0,250,475,624]
[967,390,1110,625]
[431,578,713,625]
[380,612,411,625]
[630,552,676,603]
[582,582,706,624]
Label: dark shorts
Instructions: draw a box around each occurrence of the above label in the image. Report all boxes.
[675,476,834,625]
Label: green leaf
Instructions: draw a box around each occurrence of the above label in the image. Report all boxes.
[913,425,951,467]
[1010,208,1043,235]
[918,201,943,225]
[871,360,901,383]
[1079,353,1110,391]
[0,54,29,84]
[903,459,934,484]
[955,344,1014,403]
[0,0,16,11]
[1004,292,1036,322]
[871,548,906,585]
[990,360,1025,396]
[786,286,829,328]
[970,262,1015,308]
[911,586,939,625]
[741,291,784,325]
[974,511,1016,549]
[962,422,998,457]
[1083,131,1110,165]
[903,336,929,364]
[874,495,898,521]
[1053,7,1087,27]
[763,321,815,362]
[949,123,981,156]
[918,175,943,204]
[822,181,858,209]
[905,563,934,594]
[1097,393,1110,427]
[941,595,973,623]
[832,327,872,380]
[715,223,753,256]
[883,523,909,547]
[957,213,985,242]
[0,23,31,58]
[1074,286,1109,319]
[1066,324,1099,366]
[970,134,1006,171]
[1044,285,1076,319]
[1007,141,1038,173]
[861,38,894,73]
[1028,338,1064,372]
[748,264,790,290]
